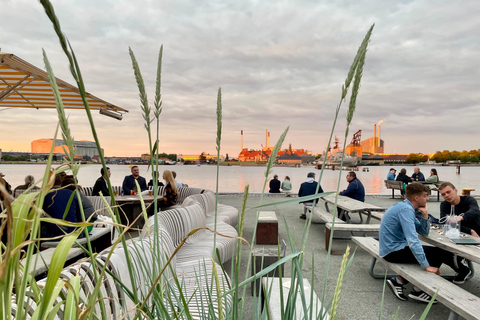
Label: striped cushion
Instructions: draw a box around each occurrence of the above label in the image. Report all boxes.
[176,187,204,204]
[183,191,239,227]
[86,196,112,217]
[82,186,93,196]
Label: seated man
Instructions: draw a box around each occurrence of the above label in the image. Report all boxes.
[439,182,480,237]
[93,167,111,196]
[122,166,147,195]
[42,174,82,239]
[386,168,396,181]
[381,183,471,303]
[13,175,40,197]
[269,174,281,193]
[340,171,365,202]
[411,167,425,182]
[298,172,323,220]
[172,171,183,189]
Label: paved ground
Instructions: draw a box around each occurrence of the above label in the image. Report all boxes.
[217,193,480,320]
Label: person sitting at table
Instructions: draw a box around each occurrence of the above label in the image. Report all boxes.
[148,171,164,189]
[148,170,178,216]
[396,168,412,196]
[42,174,83,240]
[269,174,281,193]
[381,183,471,304]
[298,172,323,220]
[93,167,111,196]
[338,171,365,221]
[122,166,147,195]
[171,171,183,189]
[13,175,40,197]
[62,177,97,223]
[386,168,396,181]
[439,182,480,237]
[425,168,439,183]
[0,172,12,202]
[411,167,425,182]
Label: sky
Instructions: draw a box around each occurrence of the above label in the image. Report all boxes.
[1,0,479,158]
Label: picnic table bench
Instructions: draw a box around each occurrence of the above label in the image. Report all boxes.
[306,194,385,251]
[353,236,480,320]
[384,180,404,199]
[21,247,84,278]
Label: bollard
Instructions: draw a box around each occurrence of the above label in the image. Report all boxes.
[456,164,461,174]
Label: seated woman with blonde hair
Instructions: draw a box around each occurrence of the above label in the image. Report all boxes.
[148,170,178,216]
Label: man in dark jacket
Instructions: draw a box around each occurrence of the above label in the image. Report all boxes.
[93,167,110,196]
[439,182,480,237]
[411,167,425,182]
[339,171,365,221]
[122,166,147,195]
[298,172,323,219]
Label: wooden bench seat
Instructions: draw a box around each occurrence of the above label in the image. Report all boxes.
[305,205,346,224]
[384,180,404,199]
[324,223,380,250]
[352,236,480,320]
[21,247,84,278]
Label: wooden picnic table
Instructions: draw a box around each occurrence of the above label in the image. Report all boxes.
[321,193,386,223]
[419,229,480,265]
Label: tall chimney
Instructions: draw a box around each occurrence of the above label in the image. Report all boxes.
[374,124,377,151]
[265,129,268,150]
[241,130,243,151]
[268,132,270,149]
[378,125,381,148]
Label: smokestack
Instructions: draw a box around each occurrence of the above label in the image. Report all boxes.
[268,132,270,149]
[377,120,385,148]
[374,124,377,150]
[265,129,268,150]
[241,130,243,150]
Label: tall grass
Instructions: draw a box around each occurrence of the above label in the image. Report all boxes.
[0,1,436,319]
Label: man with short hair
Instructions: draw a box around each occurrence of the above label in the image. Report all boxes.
[298,172,323,220]
[122,166,147,195]
[171,171,183,189]
[93,167,111,196]
[340,171,365,202]
[439,182,480,237]
[381,183,471,303]
[411,167,425,181]
[386,168,396,181]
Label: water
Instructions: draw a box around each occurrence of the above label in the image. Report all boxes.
[1,164,479,195]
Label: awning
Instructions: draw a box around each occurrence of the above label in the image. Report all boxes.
[0,52,128,119]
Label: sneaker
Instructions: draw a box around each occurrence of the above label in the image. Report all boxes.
[299,214,306,220]
[453,254,468,270]
[387,277,408,301]
[453,268,472,284]
[408,290,438,304]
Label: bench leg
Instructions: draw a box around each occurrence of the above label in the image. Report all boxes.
[391,189,394,199]
[325,228,331,251]
[368,257,397,279]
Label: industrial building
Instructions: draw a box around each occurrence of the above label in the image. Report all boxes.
[31,139,103,158]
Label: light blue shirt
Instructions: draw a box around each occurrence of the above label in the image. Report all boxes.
[386,172,395,181]
[379,199,430,268]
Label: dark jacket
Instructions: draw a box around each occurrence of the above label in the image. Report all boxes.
[269,178,281,193]
[396,173,412,185]
[411,171,425,181]
[340,178,365,202]
[42,189,81,238]
[440,196,480,235]
[298,180,323,204]
[122,175,147,195]
[92,176,109,196]
[148,180,164,188]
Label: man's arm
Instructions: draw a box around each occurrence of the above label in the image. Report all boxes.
[92,178,101,196]
[139,177,148,191]
[414,207,430,236]
[398,209,429,268]
[461,197,480,222]
[340,181,355,197]
[298,184,303,198]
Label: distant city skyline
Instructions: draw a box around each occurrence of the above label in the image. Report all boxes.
[1,1,479,157]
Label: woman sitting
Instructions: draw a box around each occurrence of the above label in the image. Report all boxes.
[395,168,412,196]
[425,168,439,183]
[148,170,178,216]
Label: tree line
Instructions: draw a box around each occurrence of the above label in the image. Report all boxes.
[406,149,480,164]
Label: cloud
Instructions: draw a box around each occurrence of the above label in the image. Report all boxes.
[1,0,479,158]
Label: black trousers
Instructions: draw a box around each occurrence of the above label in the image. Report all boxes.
[384,245,457,284]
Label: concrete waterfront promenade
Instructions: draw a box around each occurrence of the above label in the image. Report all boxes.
[217,193,480,320]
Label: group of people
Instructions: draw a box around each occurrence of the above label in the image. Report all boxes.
[387,167,439,184]
[268,175,292,195]
[381,181,480,303]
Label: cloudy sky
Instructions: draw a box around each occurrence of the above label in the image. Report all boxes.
[1,0,479,158]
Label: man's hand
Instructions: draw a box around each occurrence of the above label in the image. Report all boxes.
[417,206,429,219]
[426,266,440,275]
[471,229,479,237]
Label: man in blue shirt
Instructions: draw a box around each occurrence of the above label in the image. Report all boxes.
[386,168,396,181]
[411,167,425,181]
[380,183,471,303]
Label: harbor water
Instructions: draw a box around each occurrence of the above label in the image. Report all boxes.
[1,164,479,195]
